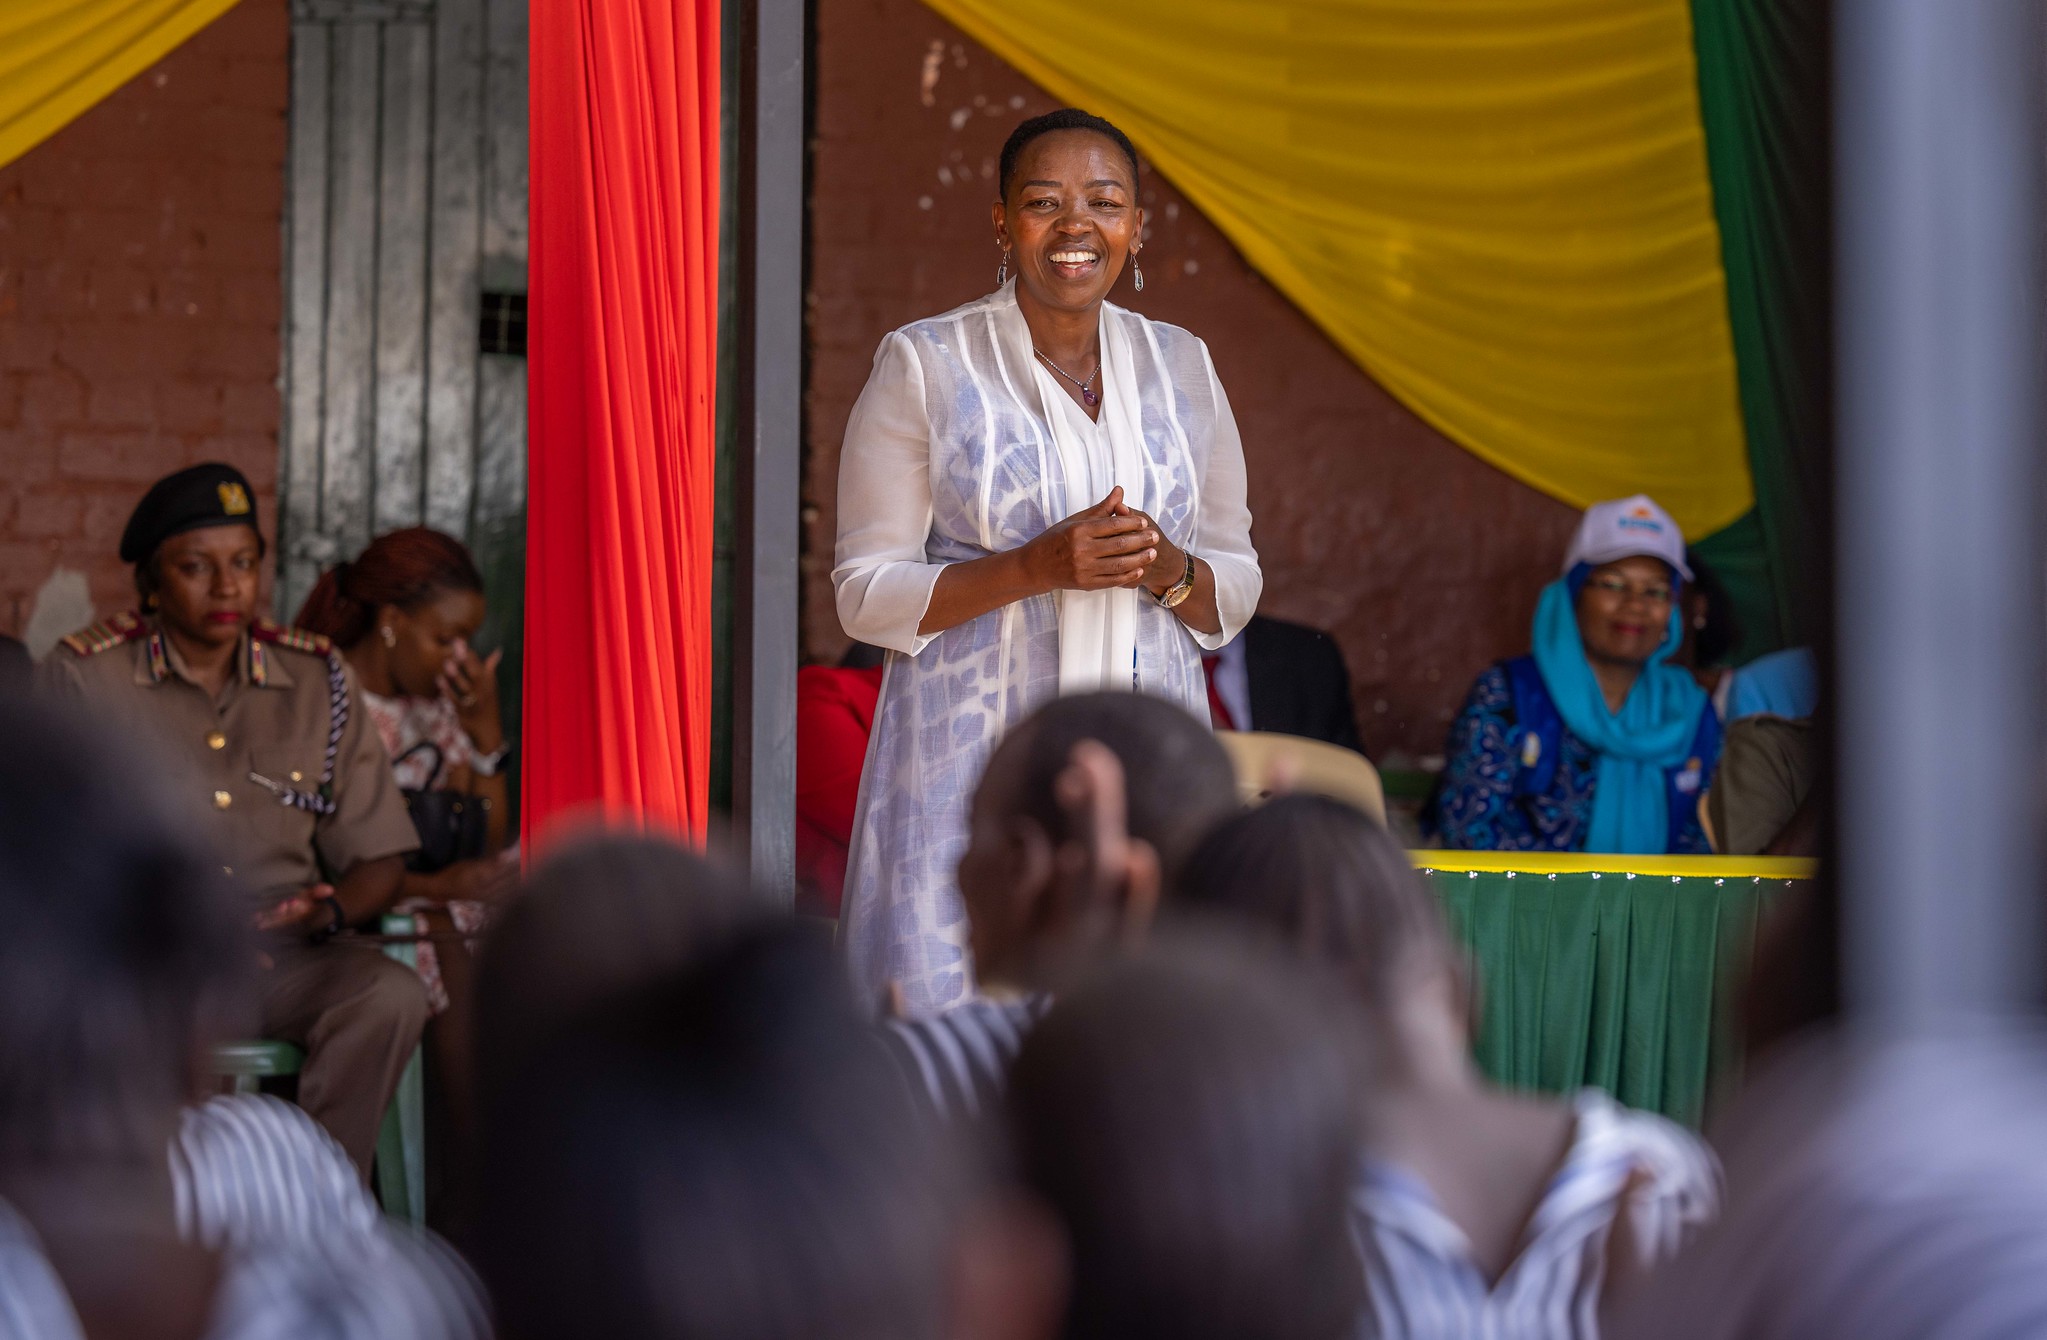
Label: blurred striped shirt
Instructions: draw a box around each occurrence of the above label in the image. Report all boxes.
[1608,1027,2047,1340]
[0,1095,488,1339]
[172,1094,384,1247]
[1353,1089,1720,1340]
[879,994,1052,1120]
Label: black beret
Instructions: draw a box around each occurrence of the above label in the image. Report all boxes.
[119,462,263,565]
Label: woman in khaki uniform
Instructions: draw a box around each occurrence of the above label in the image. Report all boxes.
[40,462,426,1179]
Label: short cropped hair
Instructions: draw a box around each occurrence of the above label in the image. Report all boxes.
[1006,938,1363,1340]
[1005,691,1239,884]
[476,832,761,1108]
[1177,794,1449,1006]
[477,924,969,1340]
[0,701,250,1160]
[999,108,1141,199]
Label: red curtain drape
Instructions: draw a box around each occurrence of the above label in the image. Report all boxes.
[524,0,718,850]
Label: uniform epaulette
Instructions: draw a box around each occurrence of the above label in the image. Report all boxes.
[251,618,334,657]
[57,609,147,658]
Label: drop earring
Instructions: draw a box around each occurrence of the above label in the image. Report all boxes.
[380,625,397,648]
[996,249,1011,287]
[1132,249,1145,293]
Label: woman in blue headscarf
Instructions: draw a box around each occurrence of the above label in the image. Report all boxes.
[1433,496,1722,854]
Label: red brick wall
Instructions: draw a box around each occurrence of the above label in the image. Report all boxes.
[807,0,1579,758]
[0,0,287,640]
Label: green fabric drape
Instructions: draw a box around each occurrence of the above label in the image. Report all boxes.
[1691,0,1832,651]
[921,0,1757,539]
[1427,868,1795,1126]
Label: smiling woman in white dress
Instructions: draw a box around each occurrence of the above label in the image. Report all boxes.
[833,109,1262,1015]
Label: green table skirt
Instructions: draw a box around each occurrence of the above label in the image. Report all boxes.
[1417,856,1813,1126]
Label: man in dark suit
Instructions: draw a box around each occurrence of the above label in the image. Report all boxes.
[1202,614,1365,754]
[0,635,29,693]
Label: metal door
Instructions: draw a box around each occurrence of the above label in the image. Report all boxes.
[277,0,527,624]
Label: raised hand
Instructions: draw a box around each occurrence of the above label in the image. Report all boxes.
[1050,738,1162,943]
[437,640,505,753]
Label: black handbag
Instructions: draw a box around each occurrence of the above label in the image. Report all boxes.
[395,741,491,874]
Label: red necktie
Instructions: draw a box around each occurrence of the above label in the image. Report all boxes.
[1202,654,1237,731]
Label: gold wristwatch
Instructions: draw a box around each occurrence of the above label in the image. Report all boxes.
[1154,551,1197,609]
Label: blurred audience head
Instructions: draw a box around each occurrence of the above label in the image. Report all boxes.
[1178,795,1463,1040]
[478,921,1004,1340]
[476,832,760,1101]
[295,527,487,696]
[1005,938,1362,1340]
[0,701,249,1163]
[959,691,1238,988]
[1740,877,1841,1061]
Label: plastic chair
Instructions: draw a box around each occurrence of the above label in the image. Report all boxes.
[212,1039,305,1095]
[372,915,428,1225]
[1215,729,1387,824]
[208,915,427,1225]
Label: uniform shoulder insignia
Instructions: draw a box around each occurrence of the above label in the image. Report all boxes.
[251,618,334,657]
[57,609,146,658]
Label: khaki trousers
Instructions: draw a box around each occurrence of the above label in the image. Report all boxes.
[260,942,430,1178]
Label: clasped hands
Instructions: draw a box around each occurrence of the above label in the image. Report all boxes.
[1021,486,1181,597]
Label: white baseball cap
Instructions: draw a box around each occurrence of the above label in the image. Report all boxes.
[1561,494,1692,581]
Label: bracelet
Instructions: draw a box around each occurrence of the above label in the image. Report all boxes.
[309,895,347,945]
[1154,551,1197,610]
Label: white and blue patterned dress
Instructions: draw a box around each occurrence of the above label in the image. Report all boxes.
[832,282,1261,1015]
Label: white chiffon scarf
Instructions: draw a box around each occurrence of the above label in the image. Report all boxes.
[992,294,1158,695]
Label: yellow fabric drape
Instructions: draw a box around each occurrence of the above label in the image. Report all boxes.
[924,0,1753,536]
[0,0,241,171]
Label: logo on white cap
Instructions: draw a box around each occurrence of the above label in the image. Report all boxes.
[1562,495,1692,580]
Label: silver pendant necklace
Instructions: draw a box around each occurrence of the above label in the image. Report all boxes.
[1035,348,1100,408]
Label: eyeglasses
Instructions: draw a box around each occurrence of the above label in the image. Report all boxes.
[1584,576,1674,606]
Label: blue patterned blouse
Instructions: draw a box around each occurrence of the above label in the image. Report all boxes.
[1433,661,1713,854]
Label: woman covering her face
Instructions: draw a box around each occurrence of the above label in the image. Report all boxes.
[1432,495,1723,855]
[832,109,1262,1015]
[295,527,516,1190]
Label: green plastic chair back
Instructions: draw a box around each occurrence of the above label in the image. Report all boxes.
[206,914,427,1224]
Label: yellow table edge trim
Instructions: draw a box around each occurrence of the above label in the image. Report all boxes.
[1409,851,1817,881]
